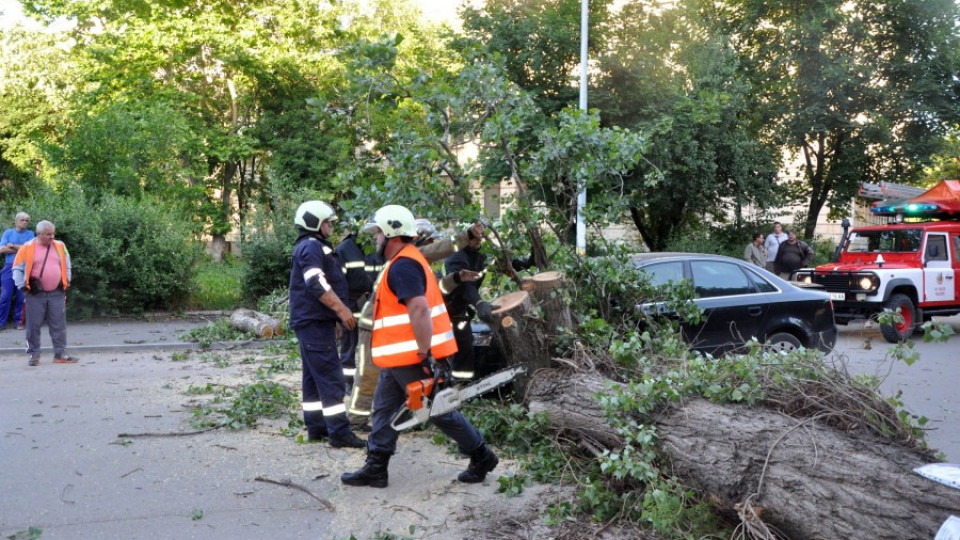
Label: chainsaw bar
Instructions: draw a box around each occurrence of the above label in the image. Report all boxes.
[389,365,526,431]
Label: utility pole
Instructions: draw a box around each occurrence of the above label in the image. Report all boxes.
[576,0,588,256]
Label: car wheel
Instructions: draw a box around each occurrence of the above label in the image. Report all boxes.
[765,332,803,352]
[880,293,915,343]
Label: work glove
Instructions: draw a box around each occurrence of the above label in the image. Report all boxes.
[475,301,498,323]
[419,352,436,377]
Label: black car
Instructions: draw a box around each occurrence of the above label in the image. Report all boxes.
[630,253,837,355]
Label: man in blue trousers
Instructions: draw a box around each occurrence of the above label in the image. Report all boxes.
[0,212,34,331]
[289,201,365,449]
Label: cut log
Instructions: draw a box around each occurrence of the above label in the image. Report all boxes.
[228,309,280,339]
[487,290,551,393]
[526,369,960,540]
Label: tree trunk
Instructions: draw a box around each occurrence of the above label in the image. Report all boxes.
[526,368,625,451]
[208,236,226,263]
[228,309,281,339]
[485,290,551,394]
[526,369,960,540]
[520,271,573,335]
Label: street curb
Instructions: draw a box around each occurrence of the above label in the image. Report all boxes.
[0,339,275,356]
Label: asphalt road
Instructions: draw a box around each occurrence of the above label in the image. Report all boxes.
[830,315,960,462]
[0,318,539,540]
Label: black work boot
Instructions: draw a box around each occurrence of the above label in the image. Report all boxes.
[341,451,390,488]
[306,426,328,442]
[329,430,366,449]
[458,444,499,483]
[327,412,365,448]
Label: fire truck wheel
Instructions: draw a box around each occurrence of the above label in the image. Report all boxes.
[880,293,916,343]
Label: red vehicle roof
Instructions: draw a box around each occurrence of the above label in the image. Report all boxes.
[871,180,960,217]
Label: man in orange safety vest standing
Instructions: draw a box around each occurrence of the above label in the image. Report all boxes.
[341,205,498,488]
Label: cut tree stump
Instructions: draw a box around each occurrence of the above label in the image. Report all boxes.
[228,309,282,339]
[526,368,960,540]
[486,290,551,394]
[520,271,572,334]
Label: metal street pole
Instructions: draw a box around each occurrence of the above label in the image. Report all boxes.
[576,0,588,256]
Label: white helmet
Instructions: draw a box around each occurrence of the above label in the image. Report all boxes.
[363,205,417,238]
[414,218,439,240]
[295,201,336,232]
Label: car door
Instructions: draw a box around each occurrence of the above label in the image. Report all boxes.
[953,234,960,301]
[687,260,769,354]
[922,232,955,303]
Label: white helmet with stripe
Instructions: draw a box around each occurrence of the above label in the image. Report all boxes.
[295,201,336,232]
[363,205,417,238]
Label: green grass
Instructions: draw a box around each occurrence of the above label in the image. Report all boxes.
[188,258,246,311]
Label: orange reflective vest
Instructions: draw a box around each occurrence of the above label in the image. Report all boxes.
[13,239,71,291]
[370,244,457,368]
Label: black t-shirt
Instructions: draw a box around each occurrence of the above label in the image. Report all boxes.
[387,257,426,303]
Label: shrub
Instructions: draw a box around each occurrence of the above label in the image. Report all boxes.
[6,186,203,317]
[242,234,294,302]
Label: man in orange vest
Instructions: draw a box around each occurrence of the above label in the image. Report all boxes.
[12,220,78,366]
[341,205,498,488]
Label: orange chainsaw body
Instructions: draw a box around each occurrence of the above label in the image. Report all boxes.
[404,378,436,411]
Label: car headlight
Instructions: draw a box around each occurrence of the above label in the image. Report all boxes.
[800,275,813,284]
[854,273,879,292]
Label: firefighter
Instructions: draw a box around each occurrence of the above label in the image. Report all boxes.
[341,205,498,488]
[289,201,365,449]
[334,221,373,386]
[346,219,474,429]
[442,222,533,380]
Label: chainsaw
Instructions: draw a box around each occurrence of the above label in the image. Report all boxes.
[389,365,526,431]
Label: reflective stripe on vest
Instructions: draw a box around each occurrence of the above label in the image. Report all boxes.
[370,244,458,368]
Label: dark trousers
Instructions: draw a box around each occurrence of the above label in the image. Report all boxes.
[367,364,483,456]
[451,318,475,379]
[338,299,361,374]
[296,320,350,438]
[0,263,25,327]
[339,326,359,373]
[25,289,67,357]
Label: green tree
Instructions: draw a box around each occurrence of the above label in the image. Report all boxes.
[19,0,356,256]
[458,0,778,251]
[593,1,779,250]
[0,27,76,199]
[712,0,960,238]
[459,0,611,118]
[923,131,960,184]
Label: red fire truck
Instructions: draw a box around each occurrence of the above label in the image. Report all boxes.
[794,180,960,343]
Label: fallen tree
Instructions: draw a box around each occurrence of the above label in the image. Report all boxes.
[482,270,960,539]
[525,367,960,539]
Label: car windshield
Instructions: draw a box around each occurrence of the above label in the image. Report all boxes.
[846,229,922,253]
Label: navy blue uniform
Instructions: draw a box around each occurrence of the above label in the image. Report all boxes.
[443,247,486,379]
[289,234,352,439]
[335,234,372,375]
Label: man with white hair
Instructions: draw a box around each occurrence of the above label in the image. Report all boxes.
[0,212,33,331]
[12,220,78,366]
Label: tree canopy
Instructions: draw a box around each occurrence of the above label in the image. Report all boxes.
[1,0,959,255]
[711,0,960,238]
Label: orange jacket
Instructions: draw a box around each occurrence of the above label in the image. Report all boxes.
[371,244,457,368]
[12,239,71,291]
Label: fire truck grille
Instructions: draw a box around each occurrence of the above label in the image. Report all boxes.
[814,274,852,290]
